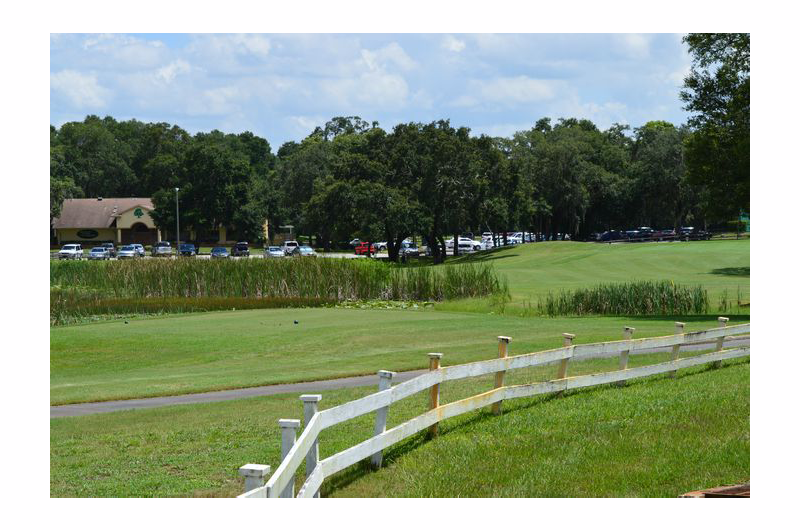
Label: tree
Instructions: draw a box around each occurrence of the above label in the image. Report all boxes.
[680,33,749,219]
[629,121,695,229]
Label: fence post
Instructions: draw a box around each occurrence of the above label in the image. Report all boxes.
[557,333,575,396]
[712,317,729,368]
[300,394,322,498]
[427,353,443,438]
[671,322,686,378]
[239,464,271,495]
[278,419,301,498]
[492,336,512,415]
[371,370,396,469]
[617,327,635,386]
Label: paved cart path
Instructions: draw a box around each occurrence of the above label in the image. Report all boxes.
[51,337,749,419]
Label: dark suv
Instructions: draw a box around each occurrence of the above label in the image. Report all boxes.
[231,241,250,257]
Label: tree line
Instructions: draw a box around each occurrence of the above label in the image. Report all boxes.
[50,34,748,263]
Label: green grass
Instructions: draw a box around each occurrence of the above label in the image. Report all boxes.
[50,308,744,405]
[441,240,750,315]
[50,356,749,497]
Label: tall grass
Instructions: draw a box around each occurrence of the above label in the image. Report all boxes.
[50,259,508,324]
[538,280,709,317]
[50,290,336,326]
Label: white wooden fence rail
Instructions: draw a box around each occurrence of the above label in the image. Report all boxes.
[238,320,749,498]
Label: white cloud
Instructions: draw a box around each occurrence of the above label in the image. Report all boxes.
[155,60,191,84]
[454,76,559,108]
[50,69,110,108]
[80,34,167,69]
[554,96,630,129]
[614,34,652,59]
[360,42,416,72]
[231,34,271,56]
[442,35,466,53]
[187,34,271,62]
[323,71,410,110]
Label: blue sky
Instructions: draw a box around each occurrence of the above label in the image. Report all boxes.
[50,33,692,148]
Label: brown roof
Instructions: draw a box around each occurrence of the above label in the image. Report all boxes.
[53,198,154,229]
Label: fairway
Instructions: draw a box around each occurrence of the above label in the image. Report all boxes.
[444,239,750,313]
[51,240,749,405]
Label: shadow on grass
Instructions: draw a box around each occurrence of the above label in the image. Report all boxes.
[710,267,750,277]
[319,358,749,497]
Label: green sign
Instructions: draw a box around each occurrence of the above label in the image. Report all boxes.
[134,208,144,218]
[77,229,99,239]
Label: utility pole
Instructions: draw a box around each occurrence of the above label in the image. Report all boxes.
[175,187,180,256]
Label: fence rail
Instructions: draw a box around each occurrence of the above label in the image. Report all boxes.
[238,318,749,498]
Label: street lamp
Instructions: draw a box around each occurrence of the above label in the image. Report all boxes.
[175,187,180,257]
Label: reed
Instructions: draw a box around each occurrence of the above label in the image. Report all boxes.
[50,259,507,324]
[537,280,709,317]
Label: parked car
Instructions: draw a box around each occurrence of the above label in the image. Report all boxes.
[151,241,173,257]
[292,246,317,257]
[398,241,420,259]
[88,247,110,260]
[117,245,138,259]
[680,227,711,241]
[599,230,626,242]
[211,246,230,259]
[132,243,146,257]
[102,242,116,257]
[282,240,300,255]
[232,241,250,257]
[355,242,377,255]
[653,229,677,241]
[375,242,388,251]
[632,227,655,240]
[58,244,83,260]
[264,246,284,258]
[446,237,484,251]
[179,243,197,256]
[349,238,362,247]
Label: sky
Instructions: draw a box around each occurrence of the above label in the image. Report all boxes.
[50,33,692,148]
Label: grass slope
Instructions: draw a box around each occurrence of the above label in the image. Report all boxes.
[50,310,743,404]
[50,356,749,497]
[442,240,750,314]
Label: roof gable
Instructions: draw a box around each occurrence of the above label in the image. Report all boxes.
[53,198,155,229]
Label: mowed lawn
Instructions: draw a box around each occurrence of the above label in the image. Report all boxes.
[442,239,750,313]
[50,310,743,405]
[50,357,749,497]
[51,240,749,405]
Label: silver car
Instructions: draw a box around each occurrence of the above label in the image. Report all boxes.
[264,246,284,258]
[132,243,146,257]
[292,246,317,257]
[58,244,83,260]
[88,247,110,260]
[117,245,138,259]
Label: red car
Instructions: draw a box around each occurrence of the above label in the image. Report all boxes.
[354,242,377,255]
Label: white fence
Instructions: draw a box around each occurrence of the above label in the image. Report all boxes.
[237,317,750,498]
